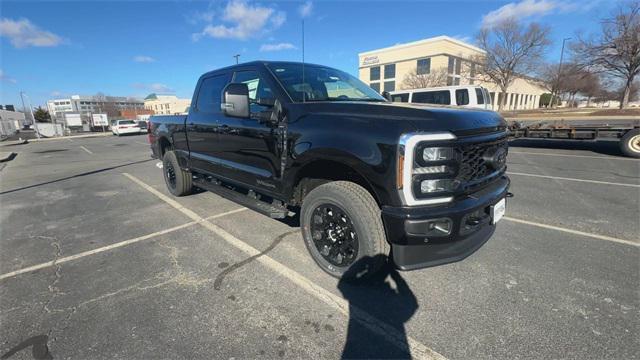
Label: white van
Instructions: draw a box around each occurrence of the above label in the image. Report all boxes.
[388,85,493,110]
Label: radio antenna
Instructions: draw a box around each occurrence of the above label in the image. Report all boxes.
[302,18,305,103]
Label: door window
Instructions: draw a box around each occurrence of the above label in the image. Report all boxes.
[196,74,229,113]
[456,89,469,106]
[475,88,485,105]
[412,91,451,105]
[391,93,409,102]
[232,70,274,103]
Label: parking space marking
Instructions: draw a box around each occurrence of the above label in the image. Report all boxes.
[506,171,640,188]
[121,172,445,360]
[80,145,93,154]
[135,141,148,146]
[0,208,247,282]
[509,151,639,161]
[504,217,639,247]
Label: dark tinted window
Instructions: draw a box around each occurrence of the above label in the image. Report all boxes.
[456,89,469,105]
[417,58,430,75]
[391,93,409,102]
[197,74,229,113]
[384,64,395,79]
[412,90,451,105]
[370,67,380,81]
[383,81,395,92]
[370,83,380,93]
[475,88,484,104]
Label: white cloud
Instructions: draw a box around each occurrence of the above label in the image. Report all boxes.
[0,69,17,84]
[260,42,297,52]
[299,1,313,18]
[481,0,575,27]
[132,83,174,93]
[193,0,286,41]
[133,55,156,63]
[0,18,64,48]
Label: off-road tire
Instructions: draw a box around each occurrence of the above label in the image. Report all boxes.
[162,150,192,196]
[300,181,389,279]
[620,129,640,158]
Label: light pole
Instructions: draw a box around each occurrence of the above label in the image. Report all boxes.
[233,54,240,64]
[20,91,40,139]
[551,37,571,108]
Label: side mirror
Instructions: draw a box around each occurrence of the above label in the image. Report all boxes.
[222,83,250,118]
[381,91,391,101]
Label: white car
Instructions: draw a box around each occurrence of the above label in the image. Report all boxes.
[111,120,140,136]
[388,85,493,110]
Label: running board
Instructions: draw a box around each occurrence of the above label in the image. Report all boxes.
[193,178,288,219]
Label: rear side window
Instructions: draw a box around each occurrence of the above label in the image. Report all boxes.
[456,89,469,106]
[475,88,485,105]
[118,120,135,125]
[391,93,409,102]
[413,90,451,105]
[196,74,229,113]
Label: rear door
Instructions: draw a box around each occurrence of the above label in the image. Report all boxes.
[186,72,231,174]
[213,67,283,194]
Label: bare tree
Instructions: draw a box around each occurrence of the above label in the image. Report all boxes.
[401,67,448,90]
[475,18,551,111]
[572,2,640,108]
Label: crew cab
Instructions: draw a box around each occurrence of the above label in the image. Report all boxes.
[149,61,510,279]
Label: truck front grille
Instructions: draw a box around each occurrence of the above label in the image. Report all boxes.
[455,137,508,189]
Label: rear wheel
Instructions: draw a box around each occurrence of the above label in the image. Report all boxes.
[620,129,640,158]
[162,150,192,196]
[300,181,389,279]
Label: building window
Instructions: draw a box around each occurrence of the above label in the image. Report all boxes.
[370,67,380,81]
[370,83,380,93]
[469,63,476,85]
[384,64,395,79]
[383,81,395,92]
[417,58,430,75]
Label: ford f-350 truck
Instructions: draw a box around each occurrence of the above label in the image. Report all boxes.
[148,61,511,279]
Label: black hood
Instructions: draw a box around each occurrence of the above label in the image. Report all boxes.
[293,101,507,136]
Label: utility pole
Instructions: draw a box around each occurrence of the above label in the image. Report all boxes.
[551,37,571,108]
[20,91,40,139]
[233,54,240,64]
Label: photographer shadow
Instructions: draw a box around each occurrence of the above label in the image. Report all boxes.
[337,255,418,359]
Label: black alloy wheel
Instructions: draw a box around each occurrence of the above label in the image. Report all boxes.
[310,203,359,267]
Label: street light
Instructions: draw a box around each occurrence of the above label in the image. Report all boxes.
[552,37,572,108]
[233,54,240,64]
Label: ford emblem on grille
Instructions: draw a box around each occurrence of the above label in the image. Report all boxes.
[483,147,507,170]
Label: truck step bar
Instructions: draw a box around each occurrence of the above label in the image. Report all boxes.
[193,177,288,219]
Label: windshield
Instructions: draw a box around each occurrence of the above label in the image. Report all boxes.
[267,63,386,103]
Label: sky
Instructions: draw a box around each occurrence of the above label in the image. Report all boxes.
[0,0,619,108]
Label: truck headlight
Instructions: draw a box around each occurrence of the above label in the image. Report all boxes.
[422,147,453,162]
[420,179,454,193]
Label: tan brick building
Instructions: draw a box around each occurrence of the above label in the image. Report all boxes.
[358,36,546,110]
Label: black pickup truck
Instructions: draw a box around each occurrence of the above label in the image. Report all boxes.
[149,61,511,279]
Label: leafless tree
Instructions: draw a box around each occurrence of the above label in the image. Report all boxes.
[571,2,640,108]
[401,67,448,90]
[475,18,551,111]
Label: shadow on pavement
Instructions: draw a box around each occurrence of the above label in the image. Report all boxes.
[338,255,418,359]
[509,138,625,157]
[0,159,153,195]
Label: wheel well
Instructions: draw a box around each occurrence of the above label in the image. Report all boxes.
[158,137,172,159]
[291,160,380,207]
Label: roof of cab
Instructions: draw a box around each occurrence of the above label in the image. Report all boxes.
[200,60,331,78]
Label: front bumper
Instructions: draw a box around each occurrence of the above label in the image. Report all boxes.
[381,176,510,270]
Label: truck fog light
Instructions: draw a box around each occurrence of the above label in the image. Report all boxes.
[422,147,453,161]
[420,179,453,193]
[413,165,447,174]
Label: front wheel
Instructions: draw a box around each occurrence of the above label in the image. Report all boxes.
[162,150,192,196]
[620,129,640,158]
[300,181,389,279]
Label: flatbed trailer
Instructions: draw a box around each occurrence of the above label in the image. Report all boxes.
[509,124,640,158]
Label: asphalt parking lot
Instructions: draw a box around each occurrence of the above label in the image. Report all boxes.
[1,134,638,359]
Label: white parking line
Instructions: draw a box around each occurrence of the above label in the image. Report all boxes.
[0,208,247,282]
[509,151,639,161]
[121,172,445,360]
[135,141,148,146]
[506,171,640,188]
[504,217,639,247]
[80,145,93,154]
